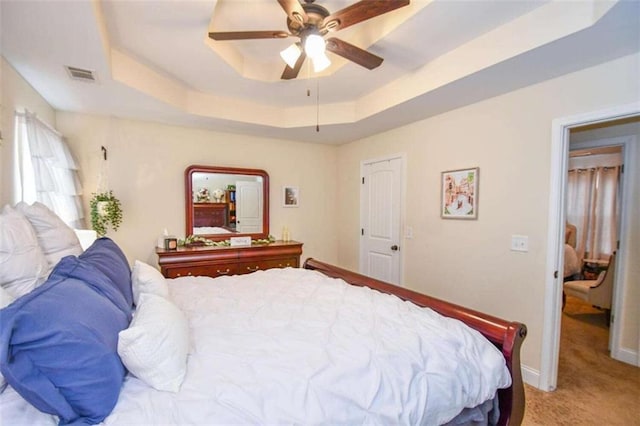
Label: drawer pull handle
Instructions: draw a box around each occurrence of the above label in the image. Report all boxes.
[176,273,181,277]
[216,268,231,275]
[246,265,260,272]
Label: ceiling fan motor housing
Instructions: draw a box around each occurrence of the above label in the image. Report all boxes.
[287,3,332,36]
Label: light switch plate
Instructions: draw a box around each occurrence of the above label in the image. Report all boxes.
[511,235,529,252]
[405,226,413,239]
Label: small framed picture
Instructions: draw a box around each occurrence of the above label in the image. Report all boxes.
[283,186,299,207]
[441,167,479,219]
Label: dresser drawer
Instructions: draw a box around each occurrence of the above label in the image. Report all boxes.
[236,257,299,274]
[165,263,238,279]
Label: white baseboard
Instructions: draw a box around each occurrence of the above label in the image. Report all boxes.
[614,347,639,366]
[521,364,545,390]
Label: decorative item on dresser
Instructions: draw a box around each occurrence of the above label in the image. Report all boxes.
[156,240,303,278]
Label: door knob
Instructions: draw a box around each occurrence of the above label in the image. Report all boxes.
[391,245,399,251]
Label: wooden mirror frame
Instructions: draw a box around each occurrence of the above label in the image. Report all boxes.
[185,165,269,242]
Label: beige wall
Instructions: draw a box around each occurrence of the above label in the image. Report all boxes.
[336,53,640,375]
[1,58,56,206]
[3,50,638,385]
[55,113,339,268]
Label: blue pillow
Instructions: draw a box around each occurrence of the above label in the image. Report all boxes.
[0,265,130,424]
[78,238,133,309]
[52,256,132,322]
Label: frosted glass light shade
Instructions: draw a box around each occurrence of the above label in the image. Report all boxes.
[280,44,301,68]
[312,52,331,72]
[304,33,326,58]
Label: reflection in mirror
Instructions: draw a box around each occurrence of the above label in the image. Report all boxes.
[185,166,269,241]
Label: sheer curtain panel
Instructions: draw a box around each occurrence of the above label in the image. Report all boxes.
[14,111,85,228]
[566,166,620,261]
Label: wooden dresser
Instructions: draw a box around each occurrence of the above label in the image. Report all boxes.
[156,241,303,279]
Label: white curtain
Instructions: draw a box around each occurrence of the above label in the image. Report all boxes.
[566,166,620,261]
[14,111,85,228]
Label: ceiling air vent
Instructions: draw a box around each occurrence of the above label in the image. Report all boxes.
[65,66,97,82]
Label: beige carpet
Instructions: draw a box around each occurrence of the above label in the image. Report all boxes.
[522,296,640,425]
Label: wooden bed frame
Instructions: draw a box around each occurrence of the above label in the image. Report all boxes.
[303,258,527,426]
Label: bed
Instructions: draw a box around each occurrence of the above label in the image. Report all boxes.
[0,203,527,426]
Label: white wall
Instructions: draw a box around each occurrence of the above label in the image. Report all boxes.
[336,53,640,377]
[1,58,56,206]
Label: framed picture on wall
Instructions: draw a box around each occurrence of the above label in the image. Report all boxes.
[283,186,299,208]
[441,167,479,219]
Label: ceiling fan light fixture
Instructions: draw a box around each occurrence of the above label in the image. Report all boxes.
[312,51,331,72]
[304,33,326,59]
[280,43,302,68]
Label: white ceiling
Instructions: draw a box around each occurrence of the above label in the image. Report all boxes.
[1,0,638,145]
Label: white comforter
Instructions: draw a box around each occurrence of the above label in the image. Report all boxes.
[1,268,510,425]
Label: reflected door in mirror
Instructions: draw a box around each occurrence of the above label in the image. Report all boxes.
[236,181,263,233]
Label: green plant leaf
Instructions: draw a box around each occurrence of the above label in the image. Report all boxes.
[90,190,123,237]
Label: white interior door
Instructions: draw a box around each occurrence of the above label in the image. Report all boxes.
[360,156,403,284]
[236,181,262,233]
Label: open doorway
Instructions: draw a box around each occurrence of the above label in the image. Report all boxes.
[540,104,639,392]
[559,136,625,384]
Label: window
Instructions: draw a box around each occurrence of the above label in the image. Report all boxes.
[14,111,84,228]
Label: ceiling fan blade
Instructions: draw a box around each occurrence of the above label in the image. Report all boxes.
[322,0,410,32]
[208,30,289,41]
[326,37,383,70]
[277,0,308,25]
[281,51,306,80]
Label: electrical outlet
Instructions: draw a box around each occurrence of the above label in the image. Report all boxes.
[511,235,529,252]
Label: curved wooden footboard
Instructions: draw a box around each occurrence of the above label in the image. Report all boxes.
[303,258,527,426]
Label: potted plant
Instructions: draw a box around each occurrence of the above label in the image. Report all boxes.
[89,190,123,236]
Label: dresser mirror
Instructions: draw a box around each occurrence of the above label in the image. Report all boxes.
[185,165,269,241]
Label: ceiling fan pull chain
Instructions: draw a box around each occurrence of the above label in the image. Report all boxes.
[316,78,320,132]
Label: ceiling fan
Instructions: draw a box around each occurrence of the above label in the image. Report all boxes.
[208,0,410,80]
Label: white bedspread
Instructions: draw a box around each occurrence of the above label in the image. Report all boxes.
[1,268,511,425]
[193,226,233,235]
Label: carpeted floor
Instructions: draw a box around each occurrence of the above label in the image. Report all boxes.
[522,296,640,425]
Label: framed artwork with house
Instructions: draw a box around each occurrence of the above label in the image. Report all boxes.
[441,167,479,219]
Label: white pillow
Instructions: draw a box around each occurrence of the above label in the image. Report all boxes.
[0,285,16,308]
[117,293,189,392]
[0,205,49,298]
[131,260,169,305]
[0,286,17,392]
[15,202,82,270]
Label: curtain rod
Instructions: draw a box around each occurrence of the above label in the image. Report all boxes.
[568,166,620,172]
